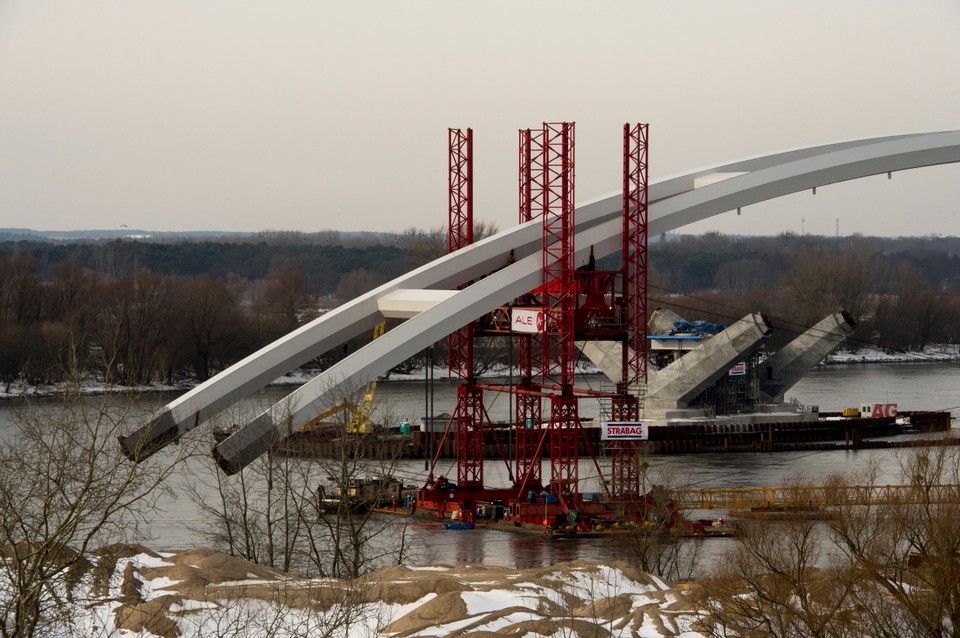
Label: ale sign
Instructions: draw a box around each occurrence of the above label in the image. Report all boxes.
[511,308,545,334]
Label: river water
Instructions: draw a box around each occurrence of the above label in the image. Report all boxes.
[2,362,958,570]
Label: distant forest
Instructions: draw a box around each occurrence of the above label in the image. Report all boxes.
[1,228,959,389]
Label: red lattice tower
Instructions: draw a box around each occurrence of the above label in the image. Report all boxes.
[447,128,474,380]
[540,122,576,391]
[514,127,545,489]
[610,123,649,499]
[540,122,580,497]
[446,128,485,488]
[621,122,649,391]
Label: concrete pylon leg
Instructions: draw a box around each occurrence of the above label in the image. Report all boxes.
[759,310,856,403]
[645,313,773,411]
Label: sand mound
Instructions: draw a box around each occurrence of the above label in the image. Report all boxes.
[23,544,704,637]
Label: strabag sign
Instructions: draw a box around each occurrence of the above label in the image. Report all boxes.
[602,421,649,441]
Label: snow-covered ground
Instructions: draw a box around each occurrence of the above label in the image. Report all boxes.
[2,545,707,638]
[824,343,960,364]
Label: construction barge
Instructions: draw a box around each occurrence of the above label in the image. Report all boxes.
[270,305,956,537]
[276,409,952,459]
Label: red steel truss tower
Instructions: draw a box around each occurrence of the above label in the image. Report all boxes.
[610,123,650,498]
[448,128,473,380]
[447,128,484,489]
[513,127,545,490]
[540,122,580,501]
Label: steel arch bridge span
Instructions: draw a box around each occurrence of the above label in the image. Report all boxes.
[118,130,960,473]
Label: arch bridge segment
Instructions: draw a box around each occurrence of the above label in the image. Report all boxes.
[118,131,960,472]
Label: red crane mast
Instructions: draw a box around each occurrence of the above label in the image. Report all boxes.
[447,128,484,489]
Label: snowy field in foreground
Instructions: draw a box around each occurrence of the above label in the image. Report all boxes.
[1,545,706,638]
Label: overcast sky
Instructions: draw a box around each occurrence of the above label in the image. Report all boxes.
[2,1,958,237]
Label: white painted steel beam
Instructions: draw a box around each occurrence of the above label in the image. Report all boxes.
[120,131,960,466]
[377,289,459,319]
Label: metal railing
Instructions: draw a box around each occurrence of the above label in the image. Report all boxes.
[674,484,960,511]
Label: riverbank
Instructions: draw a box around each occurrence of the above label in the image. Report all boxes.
[825,343,960,364]
[2,344,958,401]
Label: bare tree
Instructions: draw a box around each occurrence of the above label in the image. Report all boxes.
[827,448,960,637]
[696,449,960,638]
[298,411,415,579]
[93,270,180,385]
[172,278,243,381]
[186,415,320,575]
[189,383,417,581]
[181,578,388,638]
[777,249,871,331]
[0,364,189,638]
[404,220,499,268]
[696,518,857,638]
[334,268,383,304]
[602,460,702,583]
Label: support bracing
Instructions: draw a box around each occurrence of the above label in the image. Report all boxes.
[519,128,547,224]
[446,128,485,489]
[610,441,644,500]
[448,127,473,253]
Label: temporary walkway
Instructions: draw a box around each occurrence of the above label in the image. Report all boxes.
[674,483,960,511]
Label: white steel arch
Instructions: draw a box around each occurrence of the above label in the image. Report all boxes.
[118,130,960,472]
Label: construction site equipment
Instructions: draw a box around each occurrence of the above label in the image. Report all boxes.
[347,321,387,434]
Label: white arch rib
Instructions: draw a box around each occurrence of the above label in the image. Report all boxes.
[117,130,960,472]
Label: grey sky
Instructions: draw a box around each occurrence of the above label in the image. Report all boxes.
[1,1,958,236]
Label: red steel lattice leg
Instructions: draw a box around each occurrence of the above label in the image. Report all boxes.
[514,386,542,489]
[610,394,641,497]
[453,384,484,488]
[539,122,580,503]
[548,394,580,501]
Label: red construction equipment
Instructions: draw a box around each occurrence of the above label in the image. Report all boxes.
[447,128,473,381]
[445,127,488,490]
[513,127,546,491]
[610,123,649,499]
[419,122,652,533]
[539,122,581,507]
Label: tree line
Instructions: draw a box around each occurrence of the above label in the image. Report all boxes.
[2,229,960,390]
[649,232,960,352]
